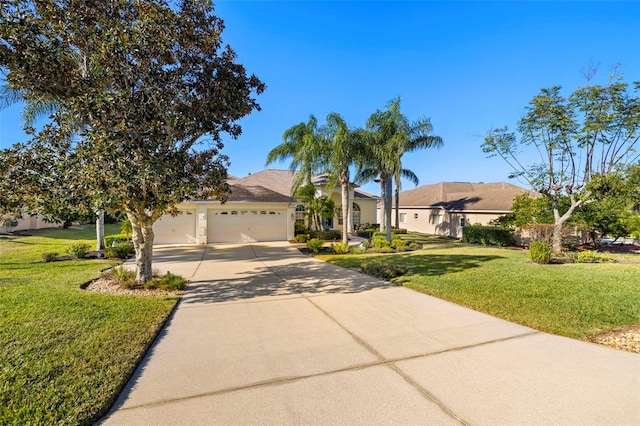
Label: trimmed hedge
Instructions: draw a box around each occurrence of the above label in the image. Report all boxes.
[105,234,131,247]
[462,225,515,247]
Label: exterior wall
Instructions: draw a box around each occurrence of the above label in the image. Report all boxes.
[392,207,508,238]
[1,213,62,233]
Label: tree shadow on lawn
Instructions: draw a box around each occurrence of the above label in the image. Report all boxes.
[394,253,504,277]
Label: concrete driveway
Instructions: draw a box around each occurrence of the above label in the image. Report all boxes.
[101,242,640,425]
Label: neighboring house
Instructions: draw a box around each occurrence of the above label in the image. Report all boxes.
[0,213,62,234]
[153,169,378,244]
[384,182,534,238]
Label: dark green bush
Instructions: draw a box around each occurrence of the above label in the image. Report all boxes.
[355,223,379,232]
[315,230,342,241]
[391,227,408,234]
[66,242,91,259]
[105,234,132,247]
[294,222,307,235]
[105,242,134,259]
[462,225,516,247]
[529,241,552,264]
[306,238,324,253]
[361,260,407,280]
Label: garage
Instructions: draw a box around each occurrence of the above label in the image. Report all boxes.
[153,209,197,244]
[207,208,287,243]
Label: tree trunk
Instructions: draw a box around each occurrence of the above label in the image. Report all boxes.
[341,175,349,245]
[394,182,399,229]
[96,209,105,254]
[379,180,386,234]
[384,178,393,241]
[129,212,155,283]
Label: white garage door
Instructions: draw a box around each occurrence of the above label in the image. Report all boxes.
[208,209,287,243]
[153,209,197,244]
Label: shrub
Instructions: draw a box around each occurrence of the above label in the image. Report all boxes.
[361,260,407,280]
[294,222,307,235]
[391,237,407,249]
[144,272,188,291]
[105,234,132,247]
[356,230,375,239]
[576,250,616,264]
[105,242,134,259]
[349,246,364,255]
[391,227,407,234]
[529,241,552,264]
[462,225,516,247]
[371,236,391,249]
[306,238,324,253]
[331,242,350,254]
[292,233,310,243]
[105,266,137,288]
[66,242,91,259]
[41,252,58,262]
[315,230,342,241]
[355,223,379,232]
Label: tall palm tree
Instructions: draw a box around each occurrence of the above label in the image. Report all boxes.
[266,115,326,195]
[356,98,443,240]
[322,112,362,244]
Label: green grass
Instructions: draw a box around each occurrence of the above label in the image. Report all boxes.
[0,225,178,425]
[320,233,640,340]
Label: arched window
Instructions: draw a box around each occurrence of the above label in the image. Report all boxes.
[352,203,361,227]
[295,205,305,224]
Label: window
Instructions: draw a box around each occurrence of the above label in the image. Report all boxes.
[460,218,466,227]
[352,203,361,227]
[295,205,305,224]
[414,213,419,219]
[429,213,442,225]
[399,213,407,223]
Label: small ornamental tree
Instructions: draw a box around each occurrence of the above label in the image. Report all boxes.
[483,73,640,253]
[0,0,265,282]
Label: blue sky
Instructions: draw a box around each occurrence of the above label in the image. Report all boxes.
[1,1,639,195]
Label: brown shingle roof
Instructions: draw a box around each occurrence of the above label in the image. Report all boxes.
[227,183,292,203]
[398,182,534,211]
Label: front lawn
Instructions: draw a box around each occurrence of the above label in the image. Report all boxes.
[319,234,640,340]
[0,225,178,425]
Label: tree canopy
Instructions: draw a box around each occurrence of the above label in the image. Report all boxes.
[0,0,264,281]
[483,74,640,252]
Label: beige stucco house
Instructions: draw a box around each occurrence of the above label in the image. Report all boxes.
[1,213,62,234]
[153,169,378,244]
[384,182,534,238]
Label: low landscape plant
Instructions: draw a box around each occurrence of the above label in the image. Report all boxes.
[529,241,552,264]
[41,252,58,262]
[331,242,350,254]
[360,260,408,280]
[576,250,616,264]
[66,242,91,258]
[144,272,188,291]
[104,233,131,247]
[371,235,391,249]
[105,242,134,259]
[306,238,324,253]
[292,233,309,243]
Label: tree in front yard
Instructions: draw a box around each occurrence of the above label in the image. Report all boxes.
[0,0,264,282]
[482,72,640,253]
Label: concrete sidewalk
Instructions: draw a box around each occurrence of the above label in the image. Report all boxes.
[101,242,640,425]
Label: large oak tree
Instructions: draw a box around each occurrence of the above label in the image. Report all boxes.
[0,0,264,281]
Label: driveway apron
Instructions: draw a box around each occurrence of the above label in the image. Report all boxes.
[101,242,640,425]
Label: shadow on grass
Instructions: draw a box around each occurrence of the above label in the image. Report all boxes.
[397,253,504,276]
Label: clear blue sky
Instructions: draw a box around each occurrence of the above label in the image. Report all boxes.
[1,1,639,196]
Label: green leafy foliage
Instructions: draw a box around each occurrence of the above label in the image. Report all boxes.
[331,242,350,254]
[576,250,616,264]
[66,242,91,258]
[306,238,324,253]
[529,241,552,264]
[371,235,391,248]
[41,252,58,262]
[292,234,310,243]
[360,260,408,280]
[462,225,515,247]
[144,272,188,291]
[104,234,132,247]
[104,243,134,259]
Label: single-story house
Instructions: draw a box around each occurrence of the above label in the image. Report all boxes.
[382,181,534,238]
[153,169,378,244]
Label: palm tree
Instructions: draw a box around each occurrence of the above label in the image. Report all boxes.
[322,113,362,244]
[266,115,326,195]
[357,98,443,240]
